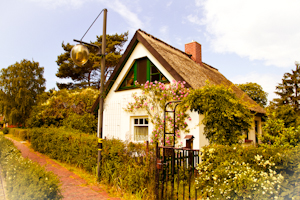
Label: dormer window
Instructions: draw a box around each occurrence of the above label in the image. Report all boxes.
[119,57,169,90]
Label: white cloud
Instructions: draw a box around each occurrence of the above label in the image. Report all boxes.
[29,0,86,9]
[231,72,282,102]
[102,0,144,30]
[167,1,173,7]
[186,14,203,26]
[194,0,300,68]
[157,25,170,43]
[160,26,169,35]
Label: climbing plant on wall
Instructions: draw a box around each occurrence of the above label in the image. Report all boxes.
[124,80,191,145]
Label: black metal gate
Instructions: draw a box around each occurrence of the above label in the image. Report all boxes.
[155,145,200,200]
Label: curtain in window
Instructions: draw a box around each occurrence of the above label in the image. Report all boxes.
[134,126,148,141]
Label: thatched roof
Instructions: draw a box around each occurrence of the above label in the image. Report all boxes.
[93,29,265,114]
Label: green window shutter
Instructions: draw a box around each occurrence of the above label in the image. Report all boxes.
[118,57,169,91]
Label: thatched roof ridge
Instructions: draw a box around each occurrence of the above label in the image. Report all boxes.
[137,30,265,114]
[91,29,265,114]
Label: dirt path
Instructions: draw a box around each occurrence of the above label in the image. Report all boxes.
[7,138,120,200]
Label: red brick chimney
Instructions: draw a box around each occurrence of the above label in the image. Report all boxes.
[185,40,202,65]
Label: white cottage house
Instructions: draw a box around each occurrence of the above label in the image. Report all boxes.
[92,29,266,149]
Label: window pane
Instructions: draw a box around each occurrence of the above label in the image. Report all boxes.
[134,119,139,125]
[139,118,143,124]
[151,66,159,74]
[126,78,134,87]
[151,74,160,82]
[134,126,148,141]
[145,118,148,124]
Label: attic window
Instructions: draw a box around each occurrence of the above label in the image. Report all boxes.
[119,57,169,90]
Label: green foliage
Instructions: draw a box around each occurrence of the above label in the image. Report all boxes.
[0,59,46,125]
[29,127,156,199]
[30,127,97,172]
[196,144,300,200]
[10,128,30,141]
[2,127,9,134]
[274,64,300,114]
[124,80,190,146]
[56,32,128,89]
[182,82,253,145]
[26,88,99,134]
[62,113,97,134]
[0,135,62,200]
[266,102,299,128]
[236,82,268,107]
[260,117,300,148]
[100,139,155,197]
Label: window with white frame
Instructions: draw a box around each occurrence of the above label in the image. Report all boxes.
[133,117,148,141]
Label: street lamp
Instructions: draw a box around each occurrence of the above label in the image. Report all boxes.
[70,8,107,178]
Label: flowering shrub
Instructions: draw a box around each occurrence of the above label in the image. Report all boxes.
[124,80,191,145]
[196,145,285,199]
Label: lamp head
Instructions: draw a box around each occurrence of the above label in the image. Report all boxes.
[71,44,89,66]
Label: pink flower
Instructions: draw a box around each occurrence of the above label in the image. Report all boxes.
[188,118,191,121]
[150,140,153,143]
[155,134,157,137]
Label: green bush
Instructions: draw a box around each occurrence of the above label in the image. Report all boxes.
[10,128,30,141]
[62,113,97,134]
[0,135,62,200]
[196,144,300,200]
[260,117,300,148]
[29,127,156,199]
[30,127,97,172]
[2,127,9,134]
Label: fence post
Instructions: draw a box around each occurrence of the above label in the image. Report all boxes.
[155,143,159,199]
[171,148,175,199]
[146,140,149,157]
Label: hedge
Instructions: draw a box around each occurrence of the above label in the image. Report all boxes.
[29,127,156,199]
[0,135,62,200]
[10,128,30,141]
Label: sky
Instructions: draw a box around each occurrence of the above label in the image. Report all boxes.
[1,0,300,103]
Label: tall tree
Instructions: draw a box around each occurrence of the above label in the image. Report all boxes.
[274,64,300,113]
[0,59,46,125]
[56,32,128,89]
[236,82,268,107]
